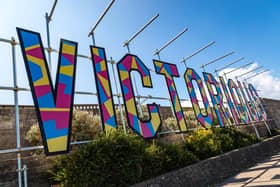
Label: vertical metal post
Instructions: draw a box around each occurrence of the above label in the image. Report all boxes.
[156,53,161,60]
[126,44,130,54]
[91,34,96,46]
[168,98,176,118]
[223,72,228,80]
[110,58,126,134]
[132,75,143,118]
[182,59,187,69]
[236,78,260,138]
[45,13,52,71]
[23,165,28,187]
[244,81,271,135]
[11,37,22,187]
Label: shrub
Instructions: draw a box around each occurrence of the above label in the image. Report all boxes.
[185,127,259,159]
[185,128,222,159]
[25,110,102,146]
[48,131,198,187]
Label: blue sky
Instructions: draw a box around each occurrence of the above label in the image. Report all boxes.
[0,0,279,105]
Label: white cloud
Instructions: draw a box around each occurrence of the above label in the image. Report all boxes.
[219,63,280,99]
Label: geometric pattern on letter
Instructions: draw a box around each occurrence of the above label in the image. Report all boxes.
[219,76,240,125]
[248,83,267,120]
[228,79,250,124]
[17,28,78,155]
[184,68,213,128]
[117,54,161,138]
[153,60,187,132]
[90,46,117,133]
[237,81,259,122]
[203,72,231,127]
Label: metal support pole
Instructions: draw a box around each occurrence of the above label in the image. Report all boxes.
[244,69,269,81]
[110,58,126,134]
[121,15,160,122]
[224,61,254,76]
[236,66,263,79]
[168,98,176,118]
[236,77,260,138]
[126,44,130,54]
[23,165,28,187]
[156,53,161,60]
[244,81,271,135]
[88,0,115,37]
[223,72,228,80]
[180,41,215,68]
[154,28,188,57]
[132,75,143,118]
[91,34,96,46]
[200,51,235,71]
[45,13,52,71]
[123,13,159,48]
[214,57,245,74]
[11,37,22,187]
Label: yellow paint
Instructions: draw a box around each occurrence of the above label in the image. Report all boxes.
[105,124,116,133]
[126,99,137,114]
[179,120,187,131]
[93,48,99,56]
[26,55,50,86]
[120,70,129,81]
[60,65,74,76]
[151,113,160,129]
[62,44,75,55]
[131,57,138,69]
[40,108,70,112]
[27,54,44,66]
[100,60,106,71]
[143,76,151,86]
[47,136,68,152]
[25,44,40,51]
[104,99,114,116]
[97,74,110,96]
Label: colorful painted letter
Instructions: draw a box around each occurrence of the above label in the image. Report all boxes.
[219,76,239,125]
[203,72,231,127]
[228,79,250,124]
[17,28,78,155]
[117,54,161,138]
[237,81,259,122]
[248,83,267,120]
[90,46,117,133]
[153,60,187,132]
[184,68,213,128]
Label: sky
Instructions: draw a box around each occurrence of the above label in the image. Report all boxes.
[0,0,279,105]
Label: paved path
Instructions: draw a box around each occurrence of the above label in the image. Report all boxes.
[218,153,280,187]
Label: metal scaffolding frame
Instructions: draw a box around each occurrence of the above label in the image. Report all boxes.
[0,1,273,187]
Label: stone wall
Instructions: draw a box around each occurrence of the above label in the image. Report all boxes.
[133,135,280,187]
[0,98,279,186]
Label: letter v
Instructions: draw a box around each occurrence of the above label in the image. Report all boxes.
[17,28,78,155]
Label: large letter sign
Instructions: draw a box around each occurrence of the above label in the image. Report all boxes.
[219,76,240,125]
[117,54,161,138]
[17,28,78,155]
[90,46,117,133]
[14,28,269,156]
[237,81,259,122]
[184,68,213,128]
[154,60,187,132]
[228,79,250,124]
[248,83,267,120]
[203,72,232,127]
